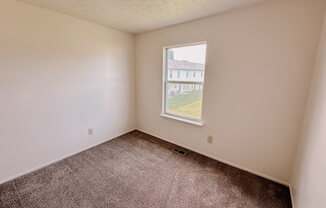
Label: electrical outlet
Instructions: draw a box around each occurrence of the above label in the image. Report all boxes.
[207,135,213,144]
[88,128,93,135]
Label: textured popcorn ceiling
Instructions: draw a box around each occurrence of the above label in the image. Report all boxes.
[16,0,271,33]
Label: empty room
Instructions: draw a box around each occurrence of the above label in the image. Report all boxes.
[1,0,326,207]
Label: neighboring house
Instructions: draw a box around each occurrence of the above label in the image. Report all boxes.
[167,59,204,97]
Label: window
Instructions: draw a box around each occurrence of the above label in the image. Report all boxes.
[162,43,207,125]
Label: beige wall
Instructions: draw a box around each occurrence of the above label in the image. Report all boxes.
[135,0,326,184]
[290,10,326,208]
[2,0,326,195]
[0,0,135,182]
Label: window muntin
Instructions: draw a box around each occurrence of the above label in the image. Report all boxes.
[163,43,207,121]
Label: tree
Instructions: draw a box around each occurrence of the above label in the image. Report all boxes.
[168,50,174,60]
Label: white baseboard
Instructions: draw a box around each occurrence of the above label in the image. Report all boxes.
[1,128,290,188]
[137,128,289,187]
[0,128,136,185]
[289,184,295,208]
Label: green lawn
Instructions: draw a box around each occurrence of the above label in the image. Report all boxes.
[167,91,202,119]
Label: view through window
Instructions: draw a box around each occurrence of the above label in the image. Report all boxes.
[163,43,207,120]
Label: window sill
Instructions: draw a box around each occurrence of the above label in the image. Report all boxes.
[160,113,204,126]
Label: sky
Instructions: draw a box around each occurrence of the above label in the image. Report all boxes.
[170,44,206,64]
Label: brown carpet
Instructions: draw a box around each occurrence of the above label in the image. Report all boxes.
[0,130,292,208]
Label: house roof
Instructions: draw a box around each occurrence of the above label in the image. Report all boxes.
[168,60,204,70]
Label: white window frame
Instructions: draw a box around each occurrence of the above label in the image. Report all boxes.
[161,42,207,126]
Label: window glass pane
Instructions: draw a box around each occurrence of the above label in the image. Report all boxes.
[167,44,206,82]
[166,83,203,119]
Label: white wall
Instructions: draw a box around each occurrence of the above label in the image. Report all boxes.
[135,0,326,184]
[0,0,135,182]
[2,0,326,190]
[290,10,326,208]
